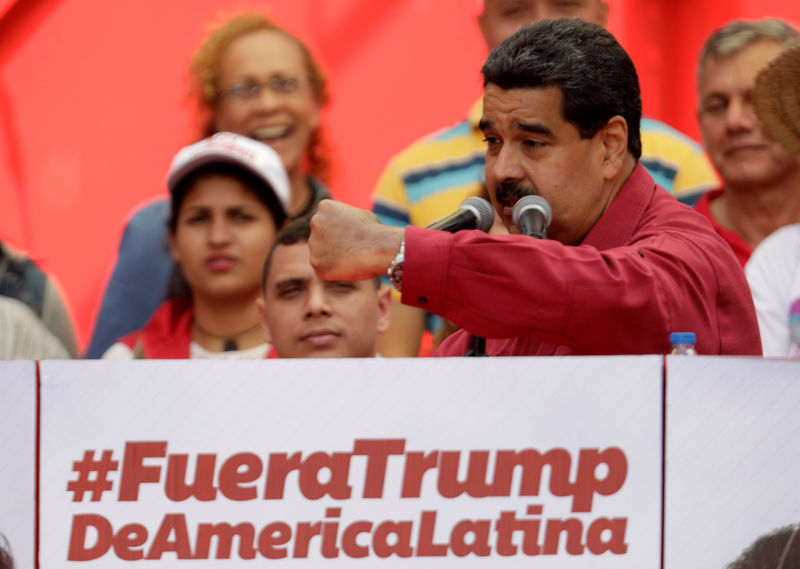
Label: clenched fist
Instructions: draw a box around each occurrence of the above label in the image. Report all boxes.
[309,200,404,282]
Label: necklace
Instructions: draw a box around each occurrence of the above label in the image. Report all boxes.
[192,320,263,352]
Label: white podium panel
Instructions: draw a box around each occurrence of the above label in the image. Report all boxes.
[0,361,37,569]
[665,356,800,569]
[40,357,663,567]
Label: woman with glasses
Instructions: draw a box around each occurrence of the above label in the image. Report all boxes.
[195,12,331,217]
[87,12,331,358]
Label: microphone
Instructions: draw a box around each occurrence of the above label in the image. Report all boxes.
[513,195,552,239]
[426,197,494,233]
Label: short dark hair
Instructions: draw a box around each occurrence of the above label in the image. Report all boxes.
[168,162,288,233]
[0,535,14,569]
[727,524,799,569]
[481,18,642,159]
[261,214,381,290]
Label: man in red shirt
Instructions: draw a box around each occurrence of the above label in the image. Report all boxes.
[309,19,760,356]
[694,19,800,266]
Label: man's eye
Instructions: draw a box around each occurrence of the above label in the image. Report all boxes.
[703,100,728,116]
[277,286,301,298]
[329,282,355,292]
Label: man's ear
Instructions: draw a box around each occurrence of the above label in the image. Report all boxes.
[375,286,392,334]
[600,115,629,180]
[256,297,272,344]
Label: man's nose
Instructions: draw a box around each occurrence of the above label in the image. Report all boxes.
[724,96,758,133]
[304,284,332,318]
[489,145,525,183]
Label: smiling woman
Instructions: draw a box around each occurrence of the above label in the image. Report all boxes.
[193,13,331,213]
[101,133,290,359]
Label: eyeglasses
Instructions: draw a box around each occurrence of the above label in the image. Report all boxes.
[219,76,310,102]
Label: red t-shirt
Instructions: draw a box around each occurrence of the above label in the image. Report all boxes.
[693,188,752,267]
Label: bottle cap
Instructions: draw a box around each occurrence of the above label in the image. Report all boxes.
[670,332,696,345]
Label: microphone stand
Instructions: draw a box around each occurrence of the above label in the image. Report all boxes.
[463,197,552,357]
[464,335,487,357]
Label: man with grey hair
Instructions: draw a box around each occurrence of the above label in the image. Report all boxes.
[695,18,800,266]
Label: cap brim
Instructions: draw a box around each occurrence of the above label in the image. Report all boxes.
[167,151,269,194]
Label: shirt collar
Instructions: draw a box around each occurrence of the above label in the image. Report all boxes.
[581,162,654,250]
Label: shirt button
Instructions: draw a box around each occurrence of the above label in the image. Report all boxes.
[418,296,428,305]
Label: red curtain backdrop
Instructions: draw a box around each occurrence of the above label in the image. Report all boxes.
[1,0,799,351]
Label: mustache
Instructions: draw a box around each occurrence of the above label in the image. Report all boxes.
[495,181,537,205]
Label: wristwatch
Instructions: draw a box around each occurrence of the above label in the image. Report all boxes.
[388,238,405,292]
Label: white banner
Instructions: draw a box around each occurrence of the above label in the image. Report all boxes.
[40,357,663,567]
[0,361,37,569]
[664,356,800,569]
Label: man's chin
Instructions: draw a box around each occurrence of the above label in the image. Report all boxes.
[302,345,347,358]
[499,207,519,234]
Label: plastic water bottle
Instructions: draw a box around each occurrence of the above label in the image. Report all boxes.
[670,332,697,355]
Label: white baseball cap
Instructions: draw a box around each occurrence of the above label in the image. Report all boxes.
[166,132,291,215]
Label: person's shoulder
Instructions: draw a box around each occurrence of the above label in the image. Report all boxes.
[691,187,723,216]
[144,298,192,333]
[0,240,37,268]
[760,223,800,249]
[114,197,171,254]
[124,197,170,229]
[0,296,70,359]
[372,101,486,219]
[384,115,483,171]
[100,341,135,360]
[105,298,192,359]
[0,241,49,310]
[638,179,723,243]
[748,223,800,266]
[647,183,713,225]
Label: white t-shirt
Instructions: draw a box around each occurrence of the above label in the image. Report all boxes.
[102,341,270,360]
[745,223,800,358]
